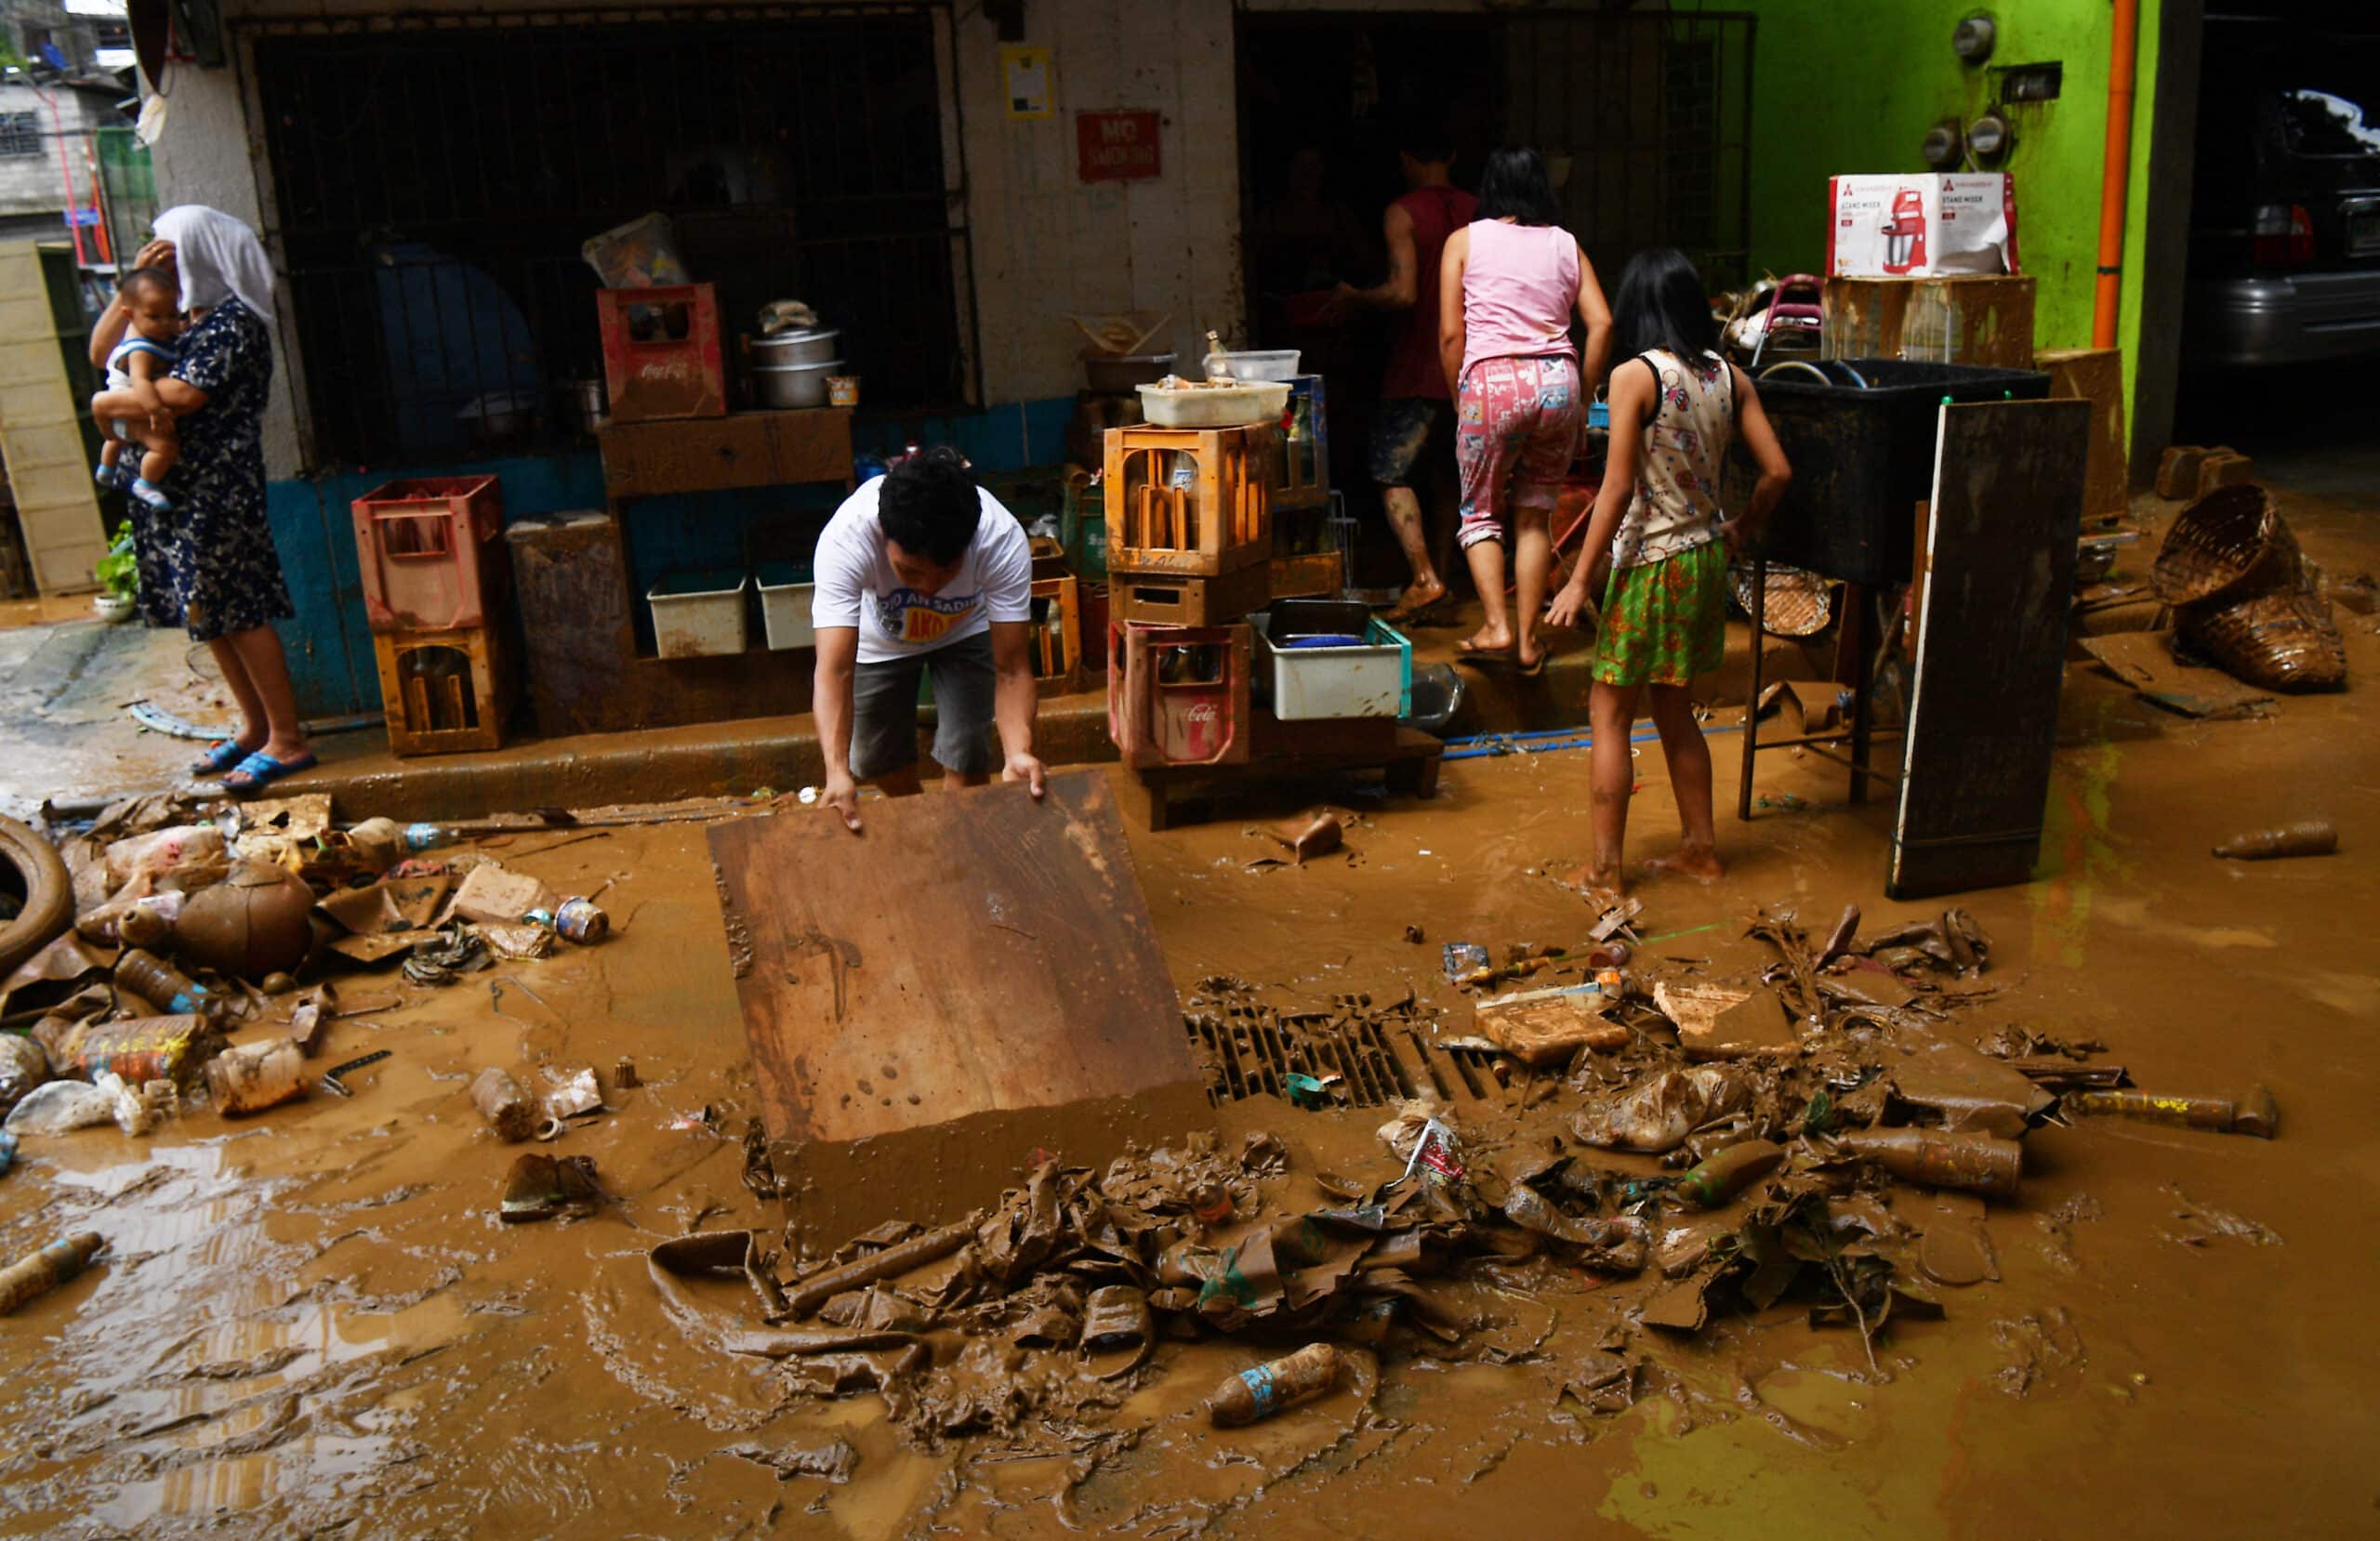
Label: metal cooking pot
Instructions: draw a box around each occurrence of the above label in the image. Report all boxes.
[753,327,840,367]
[754,359,843,410]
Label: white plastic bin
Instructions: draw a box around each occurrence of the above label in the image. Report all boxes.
[757,563,816,650]
[1250,607,1413,720]
[1202,349,1302,382]
[1138,380,1291,428]
[648,570,748,659]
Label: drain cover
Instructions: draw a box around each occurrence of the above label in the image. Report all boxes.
[1182,981,1493,1108]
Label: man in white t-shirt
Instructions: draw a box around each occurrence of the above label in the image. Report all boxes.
[811,445,1047,832]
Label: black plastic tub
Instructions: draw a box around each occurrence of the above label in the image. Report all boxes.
[1722,358,2052,586]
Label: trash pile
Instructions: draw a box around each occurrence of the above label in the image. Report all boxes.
[654,898,2278,1451]
[0,791,612,1160]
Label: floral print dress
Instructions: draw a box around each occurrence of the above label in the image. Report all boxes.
[1591,349,1736,688]
[132,297,294,643]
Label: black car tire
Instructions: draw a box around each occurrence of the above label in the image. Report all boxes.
[0,815,73,979]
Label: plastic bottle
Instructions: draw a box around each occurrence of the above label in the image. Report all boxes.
[1674,1139,1786,1209]
[1207,1343,1343,1427]
[115,948,215,1017]
[1188,1179,1233,1225]
[471,1067,537,1142]
[0,1231,105,1314]
[1837,1128,2021,1200]
[2211,820,2337,861]
[205,1040,307,1115]
[403,823,443,852]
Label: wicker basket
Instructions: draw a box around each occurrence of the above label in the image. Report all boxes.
[2151,485,2301,608]
[1731,563,1832,637]
[2181,586,2347,692]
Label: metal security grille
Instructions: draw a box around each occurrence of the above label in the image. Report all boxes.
[1502,9,1755,287]
[1183,995,1495,1110]
[0,112,42,159]
[249,8,968,469]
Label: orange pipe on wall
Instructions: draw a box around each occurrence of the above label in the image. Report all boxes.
[2093,0,2142,349]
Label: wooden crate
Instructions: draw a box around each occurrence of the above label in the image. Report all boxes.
[1268,549,1343,600]
[1029,573,1082,696]
[1105,622,1251,769]
[372,624,514,757]
[1104,425,1271,576]
[1822,275,2036,371]
[1108,559,1270,626]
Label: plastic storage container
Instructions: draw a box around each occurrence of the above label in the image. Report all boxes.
[1139,380,1291,428]
[351,475,507,633]
[756,563,816,650]
[1250,600,1413,720]
[1722,357,2050,586]
[1202,349,1302,382]
[647,570,749,659]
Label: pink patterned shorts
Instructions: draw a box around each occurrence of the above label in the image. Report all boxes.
[1454,354,1582,549]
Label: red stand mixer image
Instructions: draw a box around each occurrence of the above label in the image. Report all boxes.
[1881,188,1928,273]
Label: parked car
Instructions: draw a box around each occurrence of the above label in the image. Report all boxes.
[2186,26,2380,368]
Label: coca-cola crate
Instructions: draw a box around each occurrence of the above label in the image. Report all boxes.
[350,475,508,633]
[596,283,726,421]
[1105,621,1250,769]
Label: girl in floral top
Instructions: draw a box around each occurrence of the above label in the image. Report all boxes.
[1546,248,1792,894]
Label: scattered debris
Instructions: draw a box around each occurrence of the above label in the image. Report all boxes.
[1207,1342,1343,1427]
[0,1231,106,1313]
[499,1152,604,1223]
[1474,981,1628,1065]
[471,1067,538,1142]
[2064,1086,2277,1139]
[2211,820,2337,861]
[205,1040,307,1115]
[318,1049,390,1098]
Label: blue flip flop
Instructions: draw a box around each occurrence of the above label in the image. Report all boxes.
[191,739,248,776]
[222,748,318,798]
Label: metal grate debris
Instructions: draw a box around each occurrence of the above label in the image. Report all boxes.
[1182,981,1495,1108]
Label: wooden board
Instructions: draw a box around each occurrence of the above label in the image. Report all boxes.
[2035,347,2129,520]
[1891,399,2092,898]
[708,770,1197,1148]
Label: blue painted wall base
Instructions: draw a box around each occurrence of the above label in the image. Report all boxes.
[269,398,1079,718]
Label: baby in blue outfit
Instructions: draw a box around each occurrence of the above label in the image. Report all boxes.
[89,266,185,511]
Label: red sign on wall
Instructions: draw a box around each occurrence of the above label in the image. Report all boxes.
[1078,111,1162,182]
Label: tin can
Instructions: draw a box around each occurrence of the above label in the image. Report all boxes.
[553,897,610,944]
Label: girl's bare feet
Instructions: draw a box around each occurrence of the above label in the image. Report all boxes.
[1643,845,1725,882]
[1558,862,1626,902]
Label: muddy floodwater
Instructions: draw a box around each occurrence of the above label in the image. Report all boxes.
[4,502,2377,1538]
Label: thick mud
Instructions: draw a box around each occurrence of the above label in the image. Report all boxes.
[3,489,2376,1538]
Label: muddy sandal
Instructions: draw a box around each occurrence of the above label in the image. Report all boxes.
[1079,1284,1154,1378]
[222,748,318,798]
[190,739,248,776]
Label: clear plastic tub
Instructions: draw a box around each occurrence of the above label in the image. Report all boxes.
[756,562,816,650]
[1138,380,1291,428]
[1203,349,1302,382]
[648,570,749,659]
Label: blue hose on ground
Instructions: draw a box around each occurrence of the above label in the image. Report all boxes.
[1442,721,1742,762]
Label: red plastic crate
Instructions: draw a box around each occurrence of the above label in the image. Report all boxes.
[1105,622,1250,768]
[351,475,508,633]
[596,283,726,421]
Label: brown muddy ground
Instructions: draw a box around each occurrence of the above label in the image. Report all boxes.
[3,493,2376,1539]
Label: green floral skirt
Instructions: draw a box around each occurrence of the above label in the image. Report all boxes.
[1591,539,1727,688]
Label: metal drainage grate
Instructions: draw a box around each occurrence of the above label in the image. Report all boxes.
[1183,1008,1495,1109]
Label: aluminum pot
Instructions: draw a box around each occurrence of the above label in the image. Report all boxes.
[754,359,843,410]
[753,327,840,367]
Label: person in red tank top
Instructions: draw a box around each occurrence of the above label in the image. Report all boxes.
[1330,127,1475,617]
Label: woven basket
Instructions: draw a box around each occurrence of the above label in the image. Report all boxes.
[2151,485,2301,608]
[1731,564,1832,637]
[2181,586,2347,692]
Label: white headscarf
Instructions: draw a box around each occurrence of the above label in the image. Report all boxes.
[153,205,274,321]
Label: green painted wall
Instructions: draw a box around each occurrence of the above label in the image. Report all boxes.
[1693,0,2162,437]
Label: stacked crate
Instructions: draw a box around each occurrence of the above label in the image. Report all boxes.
[1268,375,1342,599]
[1102,422,1273,767]
[353,476,516,756]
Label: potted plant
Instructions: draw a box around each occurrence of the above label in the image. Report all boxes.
[92,520,137,623]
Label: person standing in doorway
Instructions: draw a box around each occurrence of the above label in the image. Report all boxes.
[1440,145,1611,675]
[810,446,1049,834]
[1331,125,1475,618]
[88,207,315,797]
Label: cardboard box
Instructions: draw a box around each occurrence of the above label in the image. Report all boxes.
[2035,347,2128,520]
[1828,174,2017,278]
[1823,274,2036,370]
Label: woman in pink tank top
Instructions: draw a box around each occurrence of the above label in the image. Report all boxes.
[1436,146,1612,673]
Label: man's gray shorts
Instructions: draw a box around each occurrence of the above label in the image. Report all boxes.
[850,631,1000,780]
